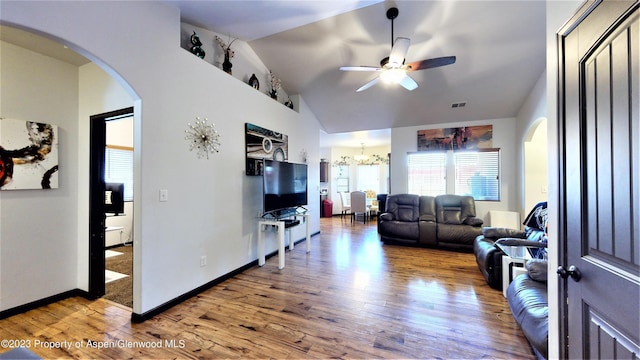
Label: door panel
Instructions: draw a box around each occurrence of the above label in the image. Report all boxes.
[559,1,639,358]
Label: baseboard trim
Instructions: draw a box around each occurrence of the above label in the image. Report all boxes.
[0,288,88,320]
[106,242,133,250]
[131,259,257,322]
[131,233,319,322]
[1,232,320,323]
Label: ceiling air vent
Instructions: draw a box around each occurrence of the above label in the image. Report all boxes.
[451,101,467,108]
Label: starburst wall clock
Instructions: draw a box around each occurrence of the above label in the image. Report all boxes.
[185,117,220,159]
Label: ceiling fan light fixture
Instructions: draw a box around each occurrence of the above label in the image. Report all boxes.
[380,68,406,84]
[339,6,455,92]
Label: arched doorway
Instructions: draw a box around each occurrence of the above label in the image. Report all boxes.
[523,117,548,214]
[0,25,139,309]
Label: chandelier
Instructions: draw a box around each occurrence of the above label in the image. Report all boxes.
[354,143,369,162]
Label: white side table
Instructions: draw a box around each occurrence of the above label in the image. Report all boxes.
[501,255,527,297]
[496,243,534,297]
[258,213,310,270]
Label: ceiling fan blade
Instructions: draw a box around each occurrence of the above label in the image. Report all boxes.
[388,37,410,66]
[356,77,380,92]
[340,66,381,72]
[398,74,418,91]
[406,56,456,71]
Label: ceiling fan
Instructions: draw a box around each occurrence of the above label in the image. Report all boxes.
[340,7,456,92]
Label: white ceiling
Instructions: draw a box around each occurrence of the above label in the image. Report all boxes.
[0,1,546,149]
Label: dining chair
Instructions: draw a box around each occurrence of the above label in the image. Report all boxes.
[365,189,379,216]
[339,192,351,218]
[350,191,367,223]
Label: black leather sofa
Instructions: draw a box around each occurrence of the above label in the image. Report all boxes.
[507,259,549,360]
[473,201,548,290]
[379,194,483,251]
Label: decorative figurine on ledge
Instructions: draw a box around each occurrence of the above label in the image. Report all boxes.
[284,98,294,109]
[248,74,259,90]
[269,70,281,100]
[215,35,236,75]
[190,31,205,59]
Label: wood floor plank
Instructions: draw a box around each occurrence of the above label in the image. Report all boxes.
[0,217,536,359]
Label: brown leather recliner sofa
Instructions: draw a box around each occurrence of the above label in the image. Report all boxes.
[378,194,484,251]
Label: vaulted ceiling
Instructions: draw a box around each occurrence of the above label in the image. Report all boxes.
[1,1,546,147]
[166,0,546,137]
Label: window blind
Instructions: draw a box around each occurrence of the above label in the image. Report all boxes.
[105,146,133,201]
[407,152,446,196]
[454,149,500,201]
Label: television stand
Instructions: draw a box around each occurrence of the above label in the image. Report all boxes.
[283,219,300,228]
[257,213,310,270]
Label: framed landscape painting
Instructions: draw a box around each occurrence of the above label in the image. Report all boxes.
[417,125,493,151]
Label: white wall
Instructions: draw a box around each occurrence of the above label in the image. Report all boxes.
[1,0,321,315]
[390,117,518,223]
[523,118,548,213]
[515,71,547,216]
[0,41,80,309]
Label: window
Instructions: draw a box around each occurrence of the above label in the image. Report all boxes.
[357,164,380,193]
[335,165,349,193]
[454,150,500,200]
[105,145,133,201]
[407,149,500,201]
[407,152,446,196]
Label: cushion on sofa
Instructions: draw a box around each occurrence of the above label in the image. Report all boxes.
[386,194,420,222]
[379,221,420,241]
[435,195,482,225]
[442,209,462,224]
[418,196,436,222]
[526,259,548,282]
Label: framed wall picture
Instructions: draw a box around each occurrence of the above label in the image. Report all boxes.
[244,123,288,176]
[417,125,493,151]
[0,118,59,190]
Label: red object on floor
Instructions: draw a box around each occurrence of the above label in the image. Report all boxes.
[323,199,333,218]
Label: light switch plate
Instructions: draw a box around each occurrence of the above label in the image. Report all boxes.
[159,189,169,202]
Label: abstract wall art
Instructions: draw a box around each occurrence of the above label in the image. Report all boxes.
[417,125,493,151]
[0,118,59,190]
[245,123,288,176]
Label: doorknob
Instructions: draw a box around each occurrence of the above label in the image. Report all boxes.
[557,265,582,282]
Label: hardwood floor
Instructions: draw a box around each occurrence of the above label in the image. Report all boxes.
[0,217,535,359]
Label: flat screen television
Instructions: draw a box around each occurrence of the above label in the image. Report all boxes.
[263,160,308,216]
[105,182,125,215]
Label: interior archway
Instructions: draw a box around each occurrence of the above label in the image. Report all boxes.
[1,25,138,309]
[523,117,548,214]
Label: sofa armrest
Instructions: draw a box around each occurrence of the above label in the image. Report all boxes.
[379,213,394,221]
[495,238,547,248]
[463,217,484,226]
[482,227,526,239]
